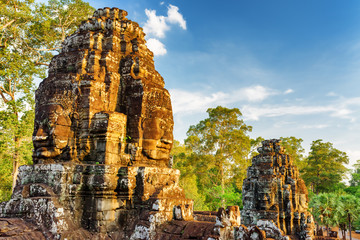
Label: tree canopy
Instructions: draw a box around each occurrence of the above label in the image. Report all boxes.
[310,192,360,238]
[0,0,94,201]
[302,139,349,194]
[173,106,253,210]
[280,136,305,170]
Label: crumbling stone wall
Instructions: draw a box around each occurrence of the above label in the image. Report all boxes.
[241,139,315,240]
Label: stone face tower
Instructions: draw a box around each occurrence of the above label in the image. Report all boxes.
[1,8,192,239]
[241,139,315,240]
[32,7,173,168]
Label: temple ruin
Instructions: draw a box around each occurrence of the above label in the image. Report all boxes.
[0,8,315,240]
[242,139,315,239]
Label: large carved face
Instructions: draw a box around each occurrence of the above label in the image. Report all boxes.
[33,104,72,160]
[141,106,173,160]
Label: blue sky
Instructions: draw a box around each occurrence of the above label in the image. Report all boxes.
[85,0,360,169]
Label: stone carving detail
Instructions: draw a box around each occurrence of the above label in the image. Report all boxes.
[241,139,315,240]
[32,7,173,167]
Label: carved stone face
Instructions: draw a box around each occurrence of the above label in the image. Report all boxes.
[33,105,72,159]
[141,107,173,160]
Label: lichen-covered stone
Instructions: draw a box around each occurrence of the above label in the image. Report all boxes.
[241,139,315,240]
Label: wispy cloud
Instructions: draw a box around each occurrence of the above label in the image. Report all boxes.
[327,91,338,97]
[143,4,186,56]
[301,124,329,129]
[284,89,294,94]
[170,87,360,123]
[166,5,187,30]
[170,85,278,114]
[242,97,360,121]
[238,85,277,102]
[241,105,336,121]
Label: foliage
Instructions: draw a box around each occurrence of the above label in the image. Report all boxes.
[310,192,339,228]
[204,185,242,211]
[182,106,252,209]
[0,0,94,201]
[172,139,245,211]
[350,160,360,187]
[35,0,95,49]
[310,192,360,238]
[172,140,208,210]
[280,136,305,171]
[249,136,264,158]
[302,139,349,193]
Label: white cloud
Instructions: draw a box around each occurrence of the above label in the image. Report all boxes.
[327,91,337,97]
[170,86,360,124]
[238,85,277,102]
[143,9,169,38]
[241,105,336,121]
[301,124,329,129]
[143,5,186,39]
[170,85,277,114]
[166,4,187,30]
[241,96,360,121]
[143,4,186,56]
[330,108,353,119]
[146,38,167,56]
[170,89,227,114]
[284,89,294,94]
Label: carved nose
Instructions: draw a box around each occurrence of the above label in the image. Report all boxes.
[160,137,172,145]
[33,128,48,141]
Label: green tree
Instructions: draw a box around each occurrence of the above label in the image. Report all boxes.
[1,0,40,192]
[310,192,338,236]
[185,106,252,209]
[172,140,208,210]
[280,136,305,170]
[302,139,349,193]
[249,136,264,158]
[345,160,360,197]
[337,194,360,240]
[0,0,94,200]
[310,193,360,240]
